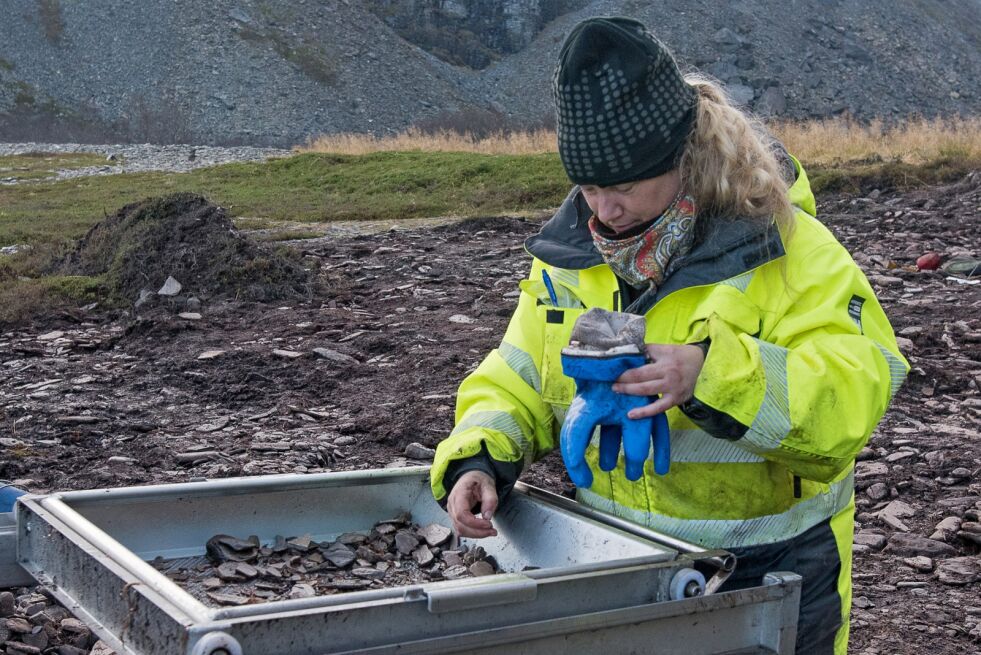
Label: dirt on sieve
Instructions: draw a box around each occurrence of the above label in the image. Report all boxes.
[1,174,980,654]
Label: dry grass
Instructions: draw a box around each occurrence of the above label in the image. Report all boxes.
[300,118,981,166]
[771,117,981,167]
[300,126,557,155]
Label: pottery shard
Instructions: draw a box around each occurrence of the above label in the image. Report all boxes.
[884,534,958,558]
[321,542,357,568]
[442,550,465,568]
[412,544,435,567]
[935,557,981,585]
[418,523,452,547]
[395,530,421,555]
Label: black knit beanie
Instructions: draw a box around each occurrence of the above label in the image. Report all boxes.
[553,17,697,186]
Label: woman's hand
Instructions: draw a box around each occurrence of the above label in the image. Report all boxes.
[446,470,499,539]
[612,343,706,418]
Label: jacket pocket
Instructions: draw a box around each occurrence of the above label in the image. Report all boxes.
[540,305,586,406]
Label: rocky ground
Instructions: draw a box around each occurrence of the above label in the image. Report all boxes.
[0,143,290,185]
[1,173,979,653]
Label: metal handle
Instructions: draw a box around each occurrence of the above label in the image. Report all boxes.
[419,573,537,614]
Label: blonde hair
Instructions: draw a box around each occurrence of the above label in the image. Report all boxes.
[678,75,795,237]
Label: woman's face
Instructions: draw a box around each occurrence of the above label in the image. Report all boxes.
[580,169,682,234]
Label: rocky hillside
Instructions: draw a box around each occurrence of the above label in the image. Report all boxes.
[0,0,978,146]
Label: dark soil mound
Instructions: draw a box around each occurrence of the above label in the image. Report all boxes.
[63,193,310,303]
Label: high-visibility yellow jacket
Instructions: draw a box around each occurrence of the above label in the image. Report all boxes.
[432,158,908,554]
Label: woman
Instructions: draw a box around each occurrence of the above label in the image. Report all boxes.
[431,17,907,655]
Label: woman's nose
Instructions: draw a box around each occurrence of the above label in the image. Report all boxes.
[595,193,623,224]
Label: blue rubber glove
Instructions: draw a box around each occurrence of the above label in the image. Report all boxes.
[560,352,670,488]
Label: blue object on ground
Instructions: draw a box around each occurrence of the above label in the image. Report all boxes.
[560,352,670,488]
[0,482,26,513]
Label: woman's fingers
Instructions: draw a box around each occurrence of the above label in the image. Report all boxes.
[446,471,499,538]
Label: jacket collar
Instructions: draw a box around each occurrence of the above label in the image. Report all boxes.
[525,187,786,309]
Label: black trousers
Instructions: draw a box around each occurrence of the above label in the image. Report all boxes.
[719,519,843,655]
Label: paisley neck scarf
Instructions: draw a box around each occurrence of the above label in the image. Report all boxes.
[588,191,698,288]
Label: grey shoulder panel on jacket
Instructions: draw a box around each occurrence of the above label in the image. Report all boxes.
[524,186,605,270]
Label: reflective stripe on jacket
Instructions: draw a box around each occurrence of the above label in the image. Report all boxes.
[431,157,908,550]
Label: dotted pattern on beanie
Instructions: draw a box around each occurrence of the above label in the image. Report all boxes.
[553,21,696,184]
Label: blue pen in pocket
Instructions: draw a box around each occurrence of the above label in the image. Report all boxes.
[542,269,560,306]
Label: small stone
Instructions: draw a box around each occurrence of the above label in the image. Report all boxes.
[935,557,981,585]
[89,640,116,655]
[287,535,314,551]
[855,461,889,479]
[878,500,916,532]
[6,617,32,633]
[197,350,225,360]
[312,348,359,365]
[235,563,259,579]
[202,577,222,590]
[37,331,65,341]
[902,556,934,572]
[5,641,42,654]
[21,626,48,650]
[404,442,435,460]
[884,534,958,558]
[178,312,202,320]
[185,296,202,311]
[395,530,421,555]
[418,523,452,547]
[273,349,303,359]
[866,483,889,501]
[289,583,316,599]
[217,562,245,581]
[327,579,371,590]
[158,276,182,296]
[0,591,15,616]
[443,564,469,580]
[853,595,873,609]
[207,592,251,606]
[107,456,136,464]
[885,451,916,463]
[930,516,963,541]
[442,550,465,568]
[448,314,476,324]
[58,618,88,635]
[854,532,888,550]
[56,646,88,655]
[412,544,435,567]
[469,560,495,577]
[352,567,386,579]
[321,541,357,568]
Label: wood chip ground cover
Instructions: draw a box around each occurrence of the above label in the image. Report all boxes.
[0,173,979,654]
